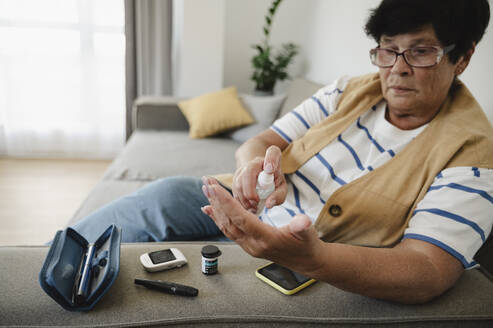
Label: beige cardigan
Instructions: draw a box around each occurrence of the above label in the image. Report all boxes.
[218,73,493,247]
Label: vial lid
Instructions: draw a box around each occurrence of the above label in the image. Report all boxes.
[257,171,274,187]
[201,245,222,258]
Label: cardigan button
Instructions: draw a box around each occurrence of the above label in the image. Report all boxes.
[329,204,342,217]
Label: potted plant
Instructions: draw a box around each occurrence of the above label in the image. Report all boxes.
[251,0,299,95]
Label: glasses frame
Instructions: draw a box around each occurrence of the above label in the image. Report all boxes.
[369,44,456,68]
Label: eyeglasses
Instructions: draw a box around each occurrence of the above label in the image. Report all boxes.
[369,44,456,68]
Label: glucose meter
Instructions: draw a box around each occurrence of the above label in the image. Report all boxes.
[140,248,187,272]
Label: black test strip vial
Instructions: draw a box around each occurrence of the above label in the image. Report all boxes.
[201,245,222,275]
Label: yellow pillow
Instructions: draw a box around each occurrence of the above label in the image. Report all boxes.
[178,87,254,138]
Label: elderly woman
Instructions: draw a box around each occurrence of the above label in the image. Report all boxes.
[72,0,492,303]
[201,0,492,303]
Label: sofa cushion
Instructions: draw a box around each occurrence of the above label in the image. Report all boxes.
[278,78,324,118]
[2,242,493,327]
[228,93,287,143]
[178,87,254,139]
[103,130,240,182]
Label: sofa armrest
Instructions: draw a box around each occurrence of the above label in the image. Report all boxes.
[132,96,189,131]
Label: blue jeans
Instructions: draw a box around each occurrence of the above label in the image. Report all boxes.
[70,176,229,243]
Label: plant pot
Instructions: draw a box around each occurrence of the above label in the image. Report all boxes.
[253,90,274,97]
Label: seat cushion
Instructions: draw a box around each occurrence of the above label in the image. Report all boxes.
[103,130,240,181]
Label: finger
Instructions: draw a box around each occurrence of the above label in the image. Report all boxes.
[221,217,246,240]
[242,159,263,202]
[202,181,245,240]
[287,215,316,241]
[206,178,266,236]
[265,182,288,208]
[203,177,248,235]
[232,169,253,210]
[202,205,245,240]
[233,183,253,211]
[232,163,261,210]
[203,175,252,211]
[201,205,213,217]
[274,170,286,187]
[264,146,282,173]
[201,184,211,199]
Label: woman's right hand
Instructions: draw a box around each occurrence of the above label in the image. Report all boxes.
[232,145,288,214]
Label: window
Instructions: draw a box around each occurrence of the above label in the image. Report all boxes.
[0,0,125,158]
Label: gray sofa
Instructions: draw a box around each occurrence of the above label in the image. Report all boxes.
[1,79,492,327]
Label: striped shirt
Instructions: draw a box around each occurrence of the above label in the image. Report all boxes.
[267,76,493,269]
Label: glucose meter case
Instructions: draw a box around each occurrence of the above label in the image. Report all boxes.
[39,225,121,311]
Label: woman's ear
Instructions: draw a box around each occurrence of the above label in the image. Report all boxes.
[455,44,475,76]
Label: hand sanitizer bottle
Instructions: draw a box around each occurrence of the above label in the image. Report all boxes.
[255,170,275,216]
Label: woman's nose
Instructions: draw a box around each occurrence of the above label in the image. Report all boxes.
[390,54,413,75]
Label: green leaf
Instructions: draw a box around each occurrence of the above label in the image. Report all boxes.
[252,44,264,53]
[251,0,297,92]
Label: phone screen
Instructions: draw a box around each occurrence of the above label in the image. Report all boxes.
[257,263,311,291]
[149,249,176,264]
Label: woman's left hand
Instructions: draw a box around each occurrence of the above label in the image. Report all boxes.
[201,176,324,276]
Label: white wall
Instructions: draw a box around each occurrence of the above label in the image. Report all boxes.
[223,0,493,122]
[301,0,380,83]
[172,0,225,97]
[223,0,314,94]
[461,27,493,124]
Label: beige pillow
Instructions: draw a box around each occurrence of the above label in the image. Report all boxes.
[178,87,254,138]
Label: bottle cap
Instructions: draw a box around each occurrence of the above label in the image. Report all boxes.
[201,245,222,258]
[257,171,274,187]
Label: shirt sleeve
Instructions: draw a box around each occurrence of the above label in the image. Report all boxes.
[403,167,493,269]
[270,76,350,143]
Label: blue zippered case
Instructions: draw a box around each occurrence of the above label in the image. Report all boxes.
[39,225,121,311]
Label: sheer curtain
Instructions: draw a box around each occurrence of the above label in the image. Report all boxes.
[0,0,125,159]
[124,0,172,139]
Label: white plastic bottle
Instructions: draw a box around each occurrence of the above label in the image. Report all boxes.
[255,170,275,216]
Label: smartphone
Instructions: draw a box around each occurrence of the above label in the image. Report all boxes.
[140,248,187,272]
[255,262,316,295]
